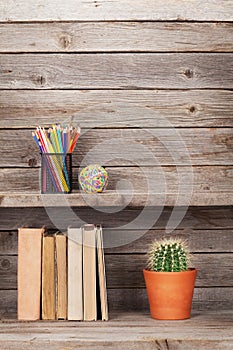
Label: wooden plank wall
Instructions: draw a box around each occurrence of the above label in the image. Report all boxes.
[0,1,233,317]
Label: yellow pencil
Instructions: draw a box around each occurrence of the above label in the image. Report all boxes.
[53,125,61,153]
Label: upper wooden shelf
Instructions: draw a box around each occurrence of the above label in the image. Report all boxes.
[0,191,232,208]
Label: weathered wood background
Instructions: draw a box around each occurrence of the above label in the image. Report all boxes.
[0,0,232,318]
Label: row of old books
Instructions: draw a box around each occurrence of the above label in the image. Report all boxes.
[17,225,108,321]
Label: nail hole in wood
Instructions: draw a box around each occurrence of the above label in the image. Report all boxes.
[184,69,194,78]
[189,106,196,113]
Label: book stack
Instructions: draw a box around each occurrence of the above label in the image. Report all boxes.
[67,224,108,321]
[17,225,108,321]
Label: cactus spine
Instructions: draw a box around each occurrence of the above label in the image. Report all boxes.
[147,238,191,272]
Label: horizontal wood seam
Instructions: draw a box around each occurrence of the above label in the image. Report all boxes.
[1,88,232,91]
[1,51,233,54]
[0,20,233,24]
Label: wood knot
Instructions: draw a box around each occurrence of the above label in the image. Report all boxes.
[203,186,210,190]
[28,158,37,167]
[1,258,10,269]
[59,34,72,49]
[184,69,194,79]
[33,74,46,86]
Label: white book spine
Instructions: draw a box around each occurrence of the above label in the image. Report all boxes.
[67,227,83,320]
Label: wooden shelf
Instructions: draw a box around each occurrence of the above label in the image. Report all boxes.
[0,311,232,349]
[0,191,232,208]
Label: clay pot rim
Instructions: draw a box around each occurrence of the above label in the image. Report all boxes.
[143,267,197,275]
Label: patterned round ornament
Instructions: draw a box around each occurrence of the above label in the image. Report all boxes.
[79,164,108,193]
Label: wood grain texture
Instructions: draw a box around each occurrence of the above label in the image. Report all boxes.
[0,232,17,255]
[0,256,16,289]
[1,253,233,289]
[105,254,233,288]
[1,90,232,128]
[1,22,233,53]
[1,128,232,167]
[104,229,233,253]
[1,54,232,89]
[0,290,16,319]
[0,0,232,326]
[1,288,232,319]
[0,206,232,231]
[1,229,233,255]
[108,287,233,312]
[0,313,232,350]
[0,335,231,349]
[0,0,233,21]
[0,166,232,206]
[1,191,233,208]
[2,309,233,324]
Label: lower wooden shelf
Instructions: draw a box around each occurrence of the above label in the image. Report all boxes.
[0,311,232,349]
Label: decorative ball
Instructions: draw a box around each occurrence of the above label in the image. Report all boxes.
[79,164,108,193]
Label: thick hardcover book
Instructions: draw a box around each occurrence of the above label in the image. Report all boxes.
[18,227,44,320]
[67,227,83,320]
[96,225,108,321]
[83,224,97,321]
[42,234,56,320]
[55,233,67,320]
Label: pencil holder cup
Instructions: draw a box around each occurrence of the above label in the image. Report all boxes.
[41,153,72,194]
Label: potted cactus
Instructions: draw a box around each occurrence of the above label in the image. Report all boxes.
[143,238,197,320]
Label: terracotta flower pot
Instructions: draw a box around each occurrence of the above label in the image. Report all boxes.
[143,268,197,320]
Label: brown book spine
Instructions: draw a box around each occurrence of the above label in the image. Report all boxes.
[17,228,44,320]
[42,234,56,320]
[55,233,67,320]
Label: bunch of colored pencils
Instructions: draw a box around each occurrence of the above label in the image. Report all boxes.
[32,124,81,193]
[32,124,81,155]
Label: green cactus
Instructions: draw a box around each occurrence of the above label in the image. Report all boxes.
[147,238,191,272]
